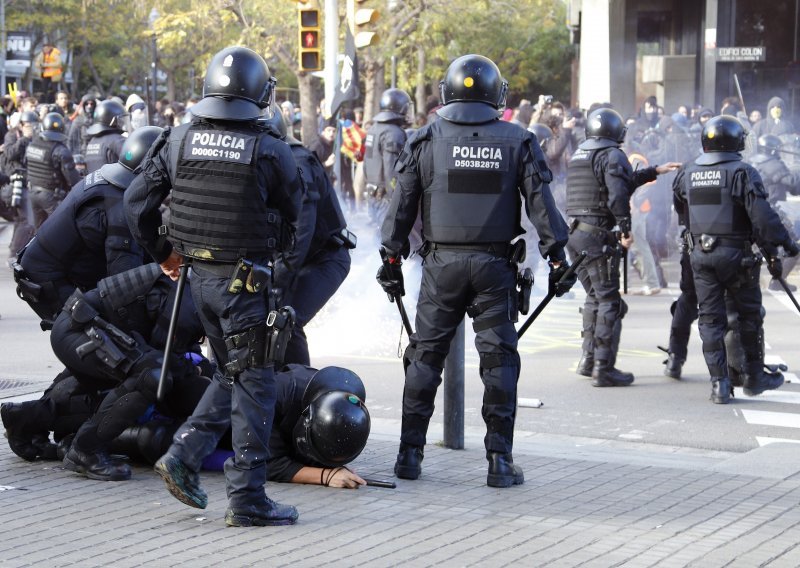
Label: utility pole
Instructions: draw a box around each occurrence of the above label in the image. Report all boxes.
[324,0,339,117]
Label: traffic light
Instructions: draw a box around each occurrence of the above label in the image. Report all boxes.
[298,7,322,71]
[354,1,379,48]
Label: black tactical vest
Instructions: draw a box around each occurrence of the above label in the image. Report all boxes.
[25,139,58,190]
[167,121,281,262]
[84,131,124,174]
[750,154,788,204]
[421,119,524,243]
[33,170,133,281]
[98,262,163,338]
[565,147,610,217]
[685,160,751,238]
[364,121,405,186]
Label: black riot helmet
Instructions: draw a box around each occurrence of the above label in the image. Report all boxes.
[292,367,371,467]
[701,115,746,153]
[99,126,163,189]
[436,54,508,124]
[40,112,67,142]
[528,123,553,148]
[374,88,412,123]
[191,46,277,122]
[19,110,39,125]
[585,107,626,144]
[257,103,287,141]
[757,134,782,157]
[86,100,127,136]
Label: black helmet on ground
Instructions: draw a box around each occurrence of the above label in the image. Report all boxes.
[374,88,412,123]
[86,100,127,136]
[191,46,277,122]
[436,54,508,125]
[701,115,746,153]
[99,126,163,189]
[292,367,370,468]
[528,123,553,147]
[583,107,626,148]
[40,112,67,142]
[756,134,782,157]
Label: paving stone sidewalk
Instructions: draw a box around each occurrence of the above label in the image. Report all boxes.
[2,420,800,567]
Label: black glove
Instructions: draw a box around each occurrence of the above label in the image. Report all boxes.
[767,257,783,280]
[785,241,800,258]
[376,259,405,298]
[548,260,577,297]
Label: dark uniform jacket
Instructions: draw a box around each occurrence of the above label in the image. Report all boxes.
[25,136,80,192]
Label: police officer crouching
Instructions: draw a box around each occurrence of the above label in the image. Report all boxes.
[378,54,574,488]
[125,46,302,527]
[566,108,680,386]
[16,126,161,329]
[24,112,81,228]
[674,116,798,403]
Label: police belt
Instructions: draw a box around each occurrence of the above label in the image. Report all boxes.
[569,219,612,239]
[429,242,511,256]
[690,234,751,250]
[30,184,56,193]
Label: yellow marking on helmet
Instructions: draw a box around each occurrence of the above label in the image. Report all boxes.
[464,77,474,88]
[707,129,715,139]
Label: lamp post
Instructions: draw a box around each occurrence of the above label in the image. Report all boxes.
[148,7,159,124]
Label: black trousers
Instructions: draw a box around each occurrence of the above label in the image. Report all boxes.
[401,248,520,454]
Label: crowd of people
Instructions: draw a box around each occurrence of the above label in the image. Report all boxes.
[0,45,798,528]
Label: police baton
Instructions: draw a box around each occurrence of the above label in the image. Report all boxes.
[622,246,628,294]
[517,251,586,339]
[773,275,800,314]
[157,261,190,402]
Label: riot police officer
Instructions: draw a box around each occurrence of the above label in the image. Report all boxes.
[263,107,354,365]
[673,116,799,403]
[749,134,800,290]
[378,54,573,488]
[16,126,161,328]
[3,110,39,259]
[25,112,81,228]
[125,46,302,527]
[83,99,126,174]
[567,107,679,387]
[2,263,208,468]
[364,88,410,224]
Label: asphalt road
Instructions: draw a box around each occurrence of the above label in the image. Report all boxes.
[3,216,800,457]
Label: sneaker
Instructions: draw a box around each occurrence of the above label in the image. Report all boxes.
[225,498,299,527]
[154,453,207,509]
[63,446,131,481]
[640,286,661,296]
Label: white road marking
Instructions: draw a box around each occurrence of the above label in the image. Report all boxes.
[741,409,800,428]
[756,436,800,446]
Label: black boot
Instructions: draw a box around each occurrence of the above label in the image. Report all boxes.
[664,354,684,380]
[743,362,784,396]
[394,443,423,480]
[154,453,208,509]
[576,352,594,377]
[486,452,524,488]
[63,445,131,481]
[591,360,634,387]
[710,377,733,404]
[225,498,299,527]
[1,402,57,461]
